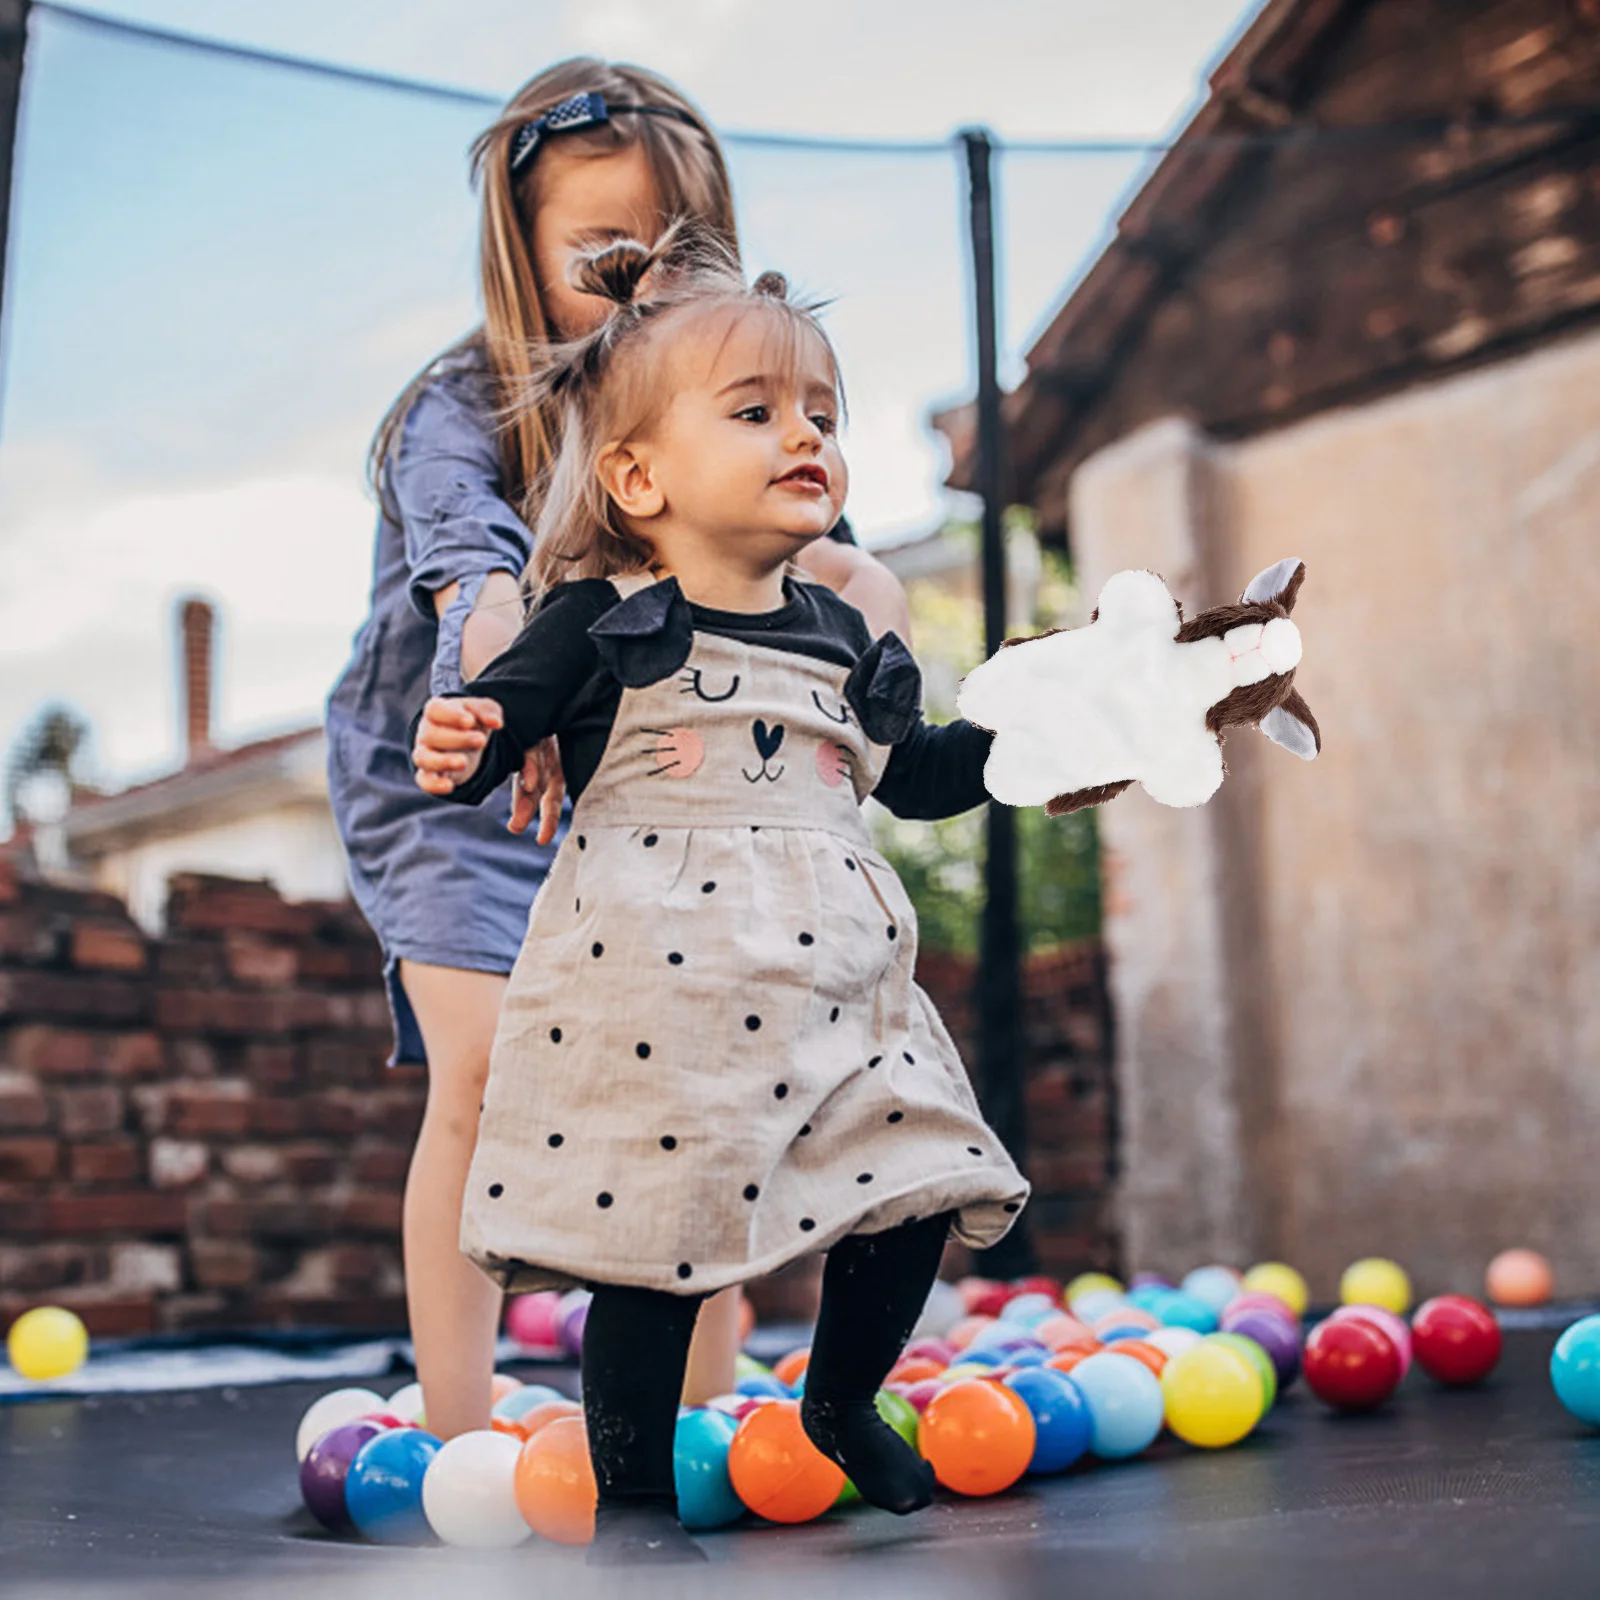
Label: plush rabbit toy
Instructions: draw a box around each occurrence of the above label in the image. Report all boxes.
[956,558,1320,816]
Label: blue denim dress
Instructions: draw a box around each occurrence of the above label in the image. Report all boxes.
[326,354,562,1065]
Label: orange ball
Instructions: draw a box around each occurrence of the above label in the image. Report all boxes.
[489,1373,523,1404]
[772,1348,811,1388]
[1107,1339,1168,1378]
[947,1315,996,1353]
[918,1378,1036,1496]
[514,1415,596,1545]
[501,1398,583,1443]
[1035,1313,1095,1351]
[1046,1343,1100,1376]
[728,1400,845,1523]
[1092,1307,1160,1337]
[1485,1249,1553,1308]
[887,1356,947,1386]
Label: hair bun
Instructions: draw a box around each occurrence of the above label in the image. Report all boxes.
[752,270,788,300]
[570,238,657,306]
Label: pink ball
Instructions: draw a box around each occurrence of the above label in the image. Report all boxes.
[1330,1304,1412,1375]
[896,1379,945,1413]
[902,1337,956,1366]
[505,1292,563,1354]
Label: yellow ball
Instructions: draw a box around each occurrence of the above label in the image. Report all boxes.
[1161,1342,1262,1449]
[1064,1272,1124,1308]
[7,1307,89,1381]
[1339,1258,1411,1315]
[1241,1262,1309,1318]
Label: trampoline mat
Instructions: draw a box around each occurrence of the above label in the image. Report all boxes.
[3,1329,1599,1599]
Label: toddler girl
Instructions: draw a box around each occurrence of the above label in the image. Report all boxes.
[413,237,1028,1557]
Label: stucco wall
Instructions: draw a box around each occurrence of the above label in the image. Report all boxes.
[1071,324,1600,1295]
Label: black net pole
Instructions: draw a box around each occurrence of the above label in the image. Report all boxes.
[961,129,1033,1278]
[0,0,31,437]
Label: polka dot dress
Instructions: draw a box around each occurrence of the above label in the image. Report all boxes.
[461,573,1029,1295]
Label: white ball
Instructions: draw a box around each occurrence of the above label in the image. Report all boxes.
[385,1381,427,1425]
[294,1387,385,1462]
[422,1430,529,1549]
[912,1278,965,1340]
[1071,1289,1128,1325]
[1182,1266,1243,1315]
[1000,1292,1057,1325]
[1146,1326,1204,1360]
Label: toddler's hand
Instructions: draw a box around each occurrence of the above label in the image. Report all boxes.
[509,736,567,845]
[413,696,504,795]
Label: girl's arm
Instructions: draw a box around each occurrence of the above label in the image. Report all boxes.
[871,718,995,821]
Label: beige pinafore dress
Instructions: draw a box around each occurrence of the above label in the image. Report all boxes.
[461,572,1028,1295]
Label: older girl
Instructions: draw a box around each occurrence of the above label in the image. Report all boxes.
[413,241,1027,1559]
[326,61,909,1441]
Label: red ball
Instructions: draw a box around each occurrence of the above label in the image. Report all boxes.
[969,1283,1015,1319]
[1011,1275,1065,1306]
[1303,1316,1401,1411]
[1410,1295,1502,1386]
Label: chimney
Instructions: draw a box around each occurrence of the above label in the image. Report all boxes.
[179,597,215,763]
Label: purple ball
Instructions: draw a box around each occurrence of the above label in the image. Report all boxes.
[558,1298,590,1358]
[1224,1309,1302,1390]
[300,1419,387,1533]
[1131,1272,1173,1290]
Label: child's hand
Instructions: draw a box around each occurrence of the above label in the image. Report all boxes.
[509,736,567,845]
[413,696,504,795]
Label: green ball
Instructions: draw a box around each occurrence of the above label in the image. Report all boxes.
[1209,1331,1277,1411]
[835,1389,921,1506]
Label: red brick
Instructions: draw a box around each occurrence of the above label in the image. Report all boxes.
[224,932,299,987]
[355,1091,423,1140]
[0,1242,101,1291]
[194,1197,341,1239]
[242,1293,406,1330]
[29,1192,187,1235]
[165,877,323,938]
[71,921,148,974]
[0,1292,157,1338]
[135,1082,250,1137]
[156,939,226,984]
[298,943,384,984]
[248,1097,304,1136]
[0,1136,59,1181]
[55,1085,126,1138]
[241,1042,298,1086]
[0,852,18,905]
[281,1145,339,1186]
[69,1140,142,1184]
[301,1094,362,1137]
[191,1239,261,1290]
[0,971,149,1025]
[0,908,63,963]
[305,1035,387,1087]
[154,990,298,1035]
[157,1293,232,1332]
[0,1069,49,1129]
[165,1037,213,1078]
[149,1137,210,1188]
[353,1144,410,1186]
[340,1192,402,1236]
[219,1144,285,1184]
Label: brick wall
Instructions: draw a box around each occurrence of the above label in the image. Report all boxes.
[0,854,1114,1338]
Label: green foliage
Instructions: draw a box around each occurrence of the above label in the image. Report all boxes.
[869,524,1102,955]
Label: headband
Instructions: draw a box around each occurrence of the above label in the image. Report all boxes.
[509,92,702,176]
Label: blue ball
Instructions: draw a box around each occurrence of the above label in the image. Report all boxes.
[956,1347,1008,1368]
[1551,1315,1600,1426]
[1126,1285,1170,1313]
[674,1409,744,1530]
[1159,1292,1221,1334]
[1004,1346,1050,1369]
[345,1429,441,1543]
[735,1373,792,1400]
[1098,1323,1155,1345]
[1004,1368,1093,1474]
[1067,1351,1165,1460]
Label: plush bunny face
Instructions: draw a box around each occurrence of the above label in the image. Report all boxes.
[956,559,1319,815]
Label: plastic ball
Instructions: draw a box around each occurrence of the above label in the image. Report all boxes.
[1242,1262,1309,1318]
[300,1419,386,1532]
[1162,1341,1262,1448]
[947,1315,997,1353]
[1070,1289,1129,1327]
[1411,1296,1502,1387]
[1339,1258,1411,1315]
[1486,1248,1553,1308]
[504,1290,563,1353]
[1181,1266,1242,1315]
[514,1415,596,1544]
[956,1276,1004,1311]
[1093,1307,1160,1338]
[6,1307,88,1382]
[492,1383,570,1424]
[1065,1272,1124,1307]
[1108,1339,1168,1379]
[967,1282,1016,1319]
[773,1348,811,1388]
[1045,1347,1098,1377]
[1126,1284,1173,1313]
[728,1400,844,1523]
[1001,1292,1058,1325]
[918,1378,1036,1495]
[1067,1351,1165,1460]
[913,1279,966,1340]
[1221,1309,1301,1391]
[1224,1292,1300,1327]
[736,1373,792,1401]
[1012,1275,1065,1304]
[835,1389,920,1506]
[888,1357,947,1386]
[896,1378,944,1413]
[295,1387,388,1462]
[1157,1293,1220,1334]
[1302,1317,1401,1411]
[1551,1315,1600,1426]
[675,1408,744,1530]
[501,1399,583,1443]
[1146,1326,1203,1361]
[385,1382,426,1424]
[421,1430,528,1548]
[346,1427,443,1543]
[1208,1332,1277,1411]
[1130,1271,1174,1290]
[1003,1367,1093,1474]
[556,1289,593,1358]
[1034,1314,1095,1352]
[1330,1304,1412,1376]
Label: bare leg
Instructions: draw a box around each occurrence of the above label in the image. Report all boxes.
[682,1287,743,1405]
[399,960,507,1441]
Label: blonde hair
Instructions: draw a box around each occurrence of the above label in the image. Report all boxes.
[521,233,843,602]
[368,59,738,513]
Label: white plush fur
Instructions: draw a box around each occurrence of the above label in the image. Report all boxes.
[957,569,1303,810]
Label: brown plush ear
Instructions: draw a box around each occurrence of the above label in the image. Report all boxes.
[1045,778,1135,816]
[1175,600,1284,645]
[1206,668,1295,736]
[1241,558,1306,612]
[1261,687,1321,758]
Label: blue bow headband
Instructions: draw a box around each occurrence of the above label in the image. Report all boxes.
[509,92,702,177]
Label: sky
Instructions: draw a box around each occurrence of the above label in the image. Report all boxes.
[0,0,1259,790]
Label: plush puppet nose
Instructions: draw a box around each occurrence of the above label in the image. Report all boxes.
[1261,617,1301,674]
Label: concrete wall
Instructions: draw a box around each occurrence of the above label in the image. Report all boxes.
[1069,324,1600,1297]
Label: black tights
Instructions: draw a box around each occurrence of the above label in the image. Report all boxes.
[582,1212,951,1544]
